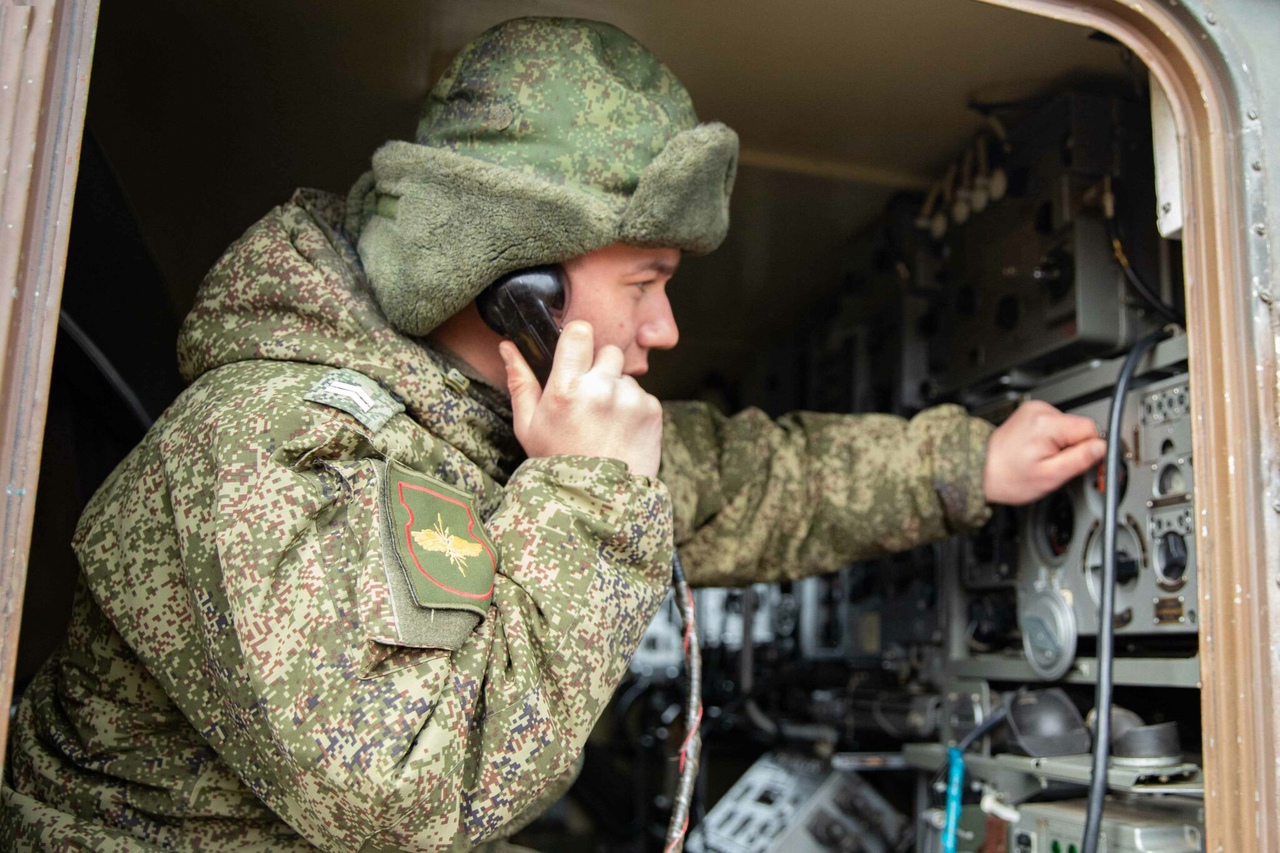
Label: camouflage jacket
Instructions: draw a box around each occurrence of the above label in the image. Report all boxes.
[1,190,991,851]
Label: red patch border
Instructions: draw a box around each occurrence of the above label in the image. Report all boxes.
[397,480,496,601]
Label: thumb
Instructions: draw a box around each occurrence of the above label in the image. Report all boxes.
[501,341,541,434]
[1040,437,1107,488]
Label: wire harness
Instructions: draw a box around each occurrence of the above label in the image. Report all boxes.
[664,550,703,853]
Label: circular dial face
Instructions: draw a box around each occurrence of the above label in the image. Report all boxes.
[1019,590,1078,681]
[1083,522,1145,627]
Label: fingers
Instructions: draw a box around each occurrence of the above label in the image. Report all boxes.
[501,341,541,435]
[506,320,661,473]
[1038,437,1107,490]
[1048,412,1102,448]
[985,401,1109,504]
[547,321,596,386]
[588,344,625,378]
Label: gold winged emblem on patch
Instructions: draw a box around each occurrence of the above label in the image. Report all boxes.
[412,513,484,575]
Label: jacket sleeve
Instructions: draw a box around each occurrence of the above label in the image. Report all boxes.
[659,401,993,587]
[78,399,672,851]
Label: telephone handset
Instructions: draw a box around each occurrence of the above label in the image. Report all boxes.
[475,265,566,386]
[480,267,698,847]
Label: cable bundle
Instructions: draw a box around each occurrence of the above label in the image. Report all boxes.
[664,551,703,853]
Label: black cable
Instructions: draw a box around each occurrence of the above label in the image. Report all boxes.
[939,704,1010,852]
[1103,219,1186,327]
[58,310,154,431]
[928,701,1013,809]
[1081,328,1173,853]
[1101,168,1183,328]
[955,704,1010,754]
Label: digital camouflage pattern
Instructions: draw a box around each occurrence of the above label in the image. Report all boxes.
[1,190,991,851]
[417,17,698,199]
[1,190,667,852]
[662,403,993,587]
[350,17,737,337]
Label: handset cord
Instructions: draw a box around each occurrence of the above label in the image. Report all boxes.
[1081,327,1174,853]
[664,550,703,853]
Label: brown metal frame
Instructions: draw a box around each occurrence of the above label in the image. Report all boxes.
[0,1,100,761]
[980,0,1278,849]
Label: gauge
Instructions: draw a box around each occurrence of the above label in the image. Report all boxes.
[1083,523,1145,627]
[1157,463,1187,497]
[1019,589,1078,681]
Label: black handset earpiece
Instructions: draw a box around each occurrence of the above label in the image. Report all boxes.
[475,265,566,386]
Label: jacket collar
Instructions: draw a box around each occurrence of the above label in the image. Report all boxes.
[176,188,523,482]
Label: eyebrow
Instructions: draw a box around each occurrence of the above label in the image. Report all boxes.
[628,258,679,277]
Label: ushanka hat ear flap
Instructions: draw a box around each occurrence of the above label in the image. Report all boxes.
[350,142,618,337]
[620,122,738,254]
[351,121,739,337]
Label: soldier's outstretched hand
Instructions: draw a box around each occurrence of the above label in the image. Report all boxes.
[983,400,1107,505]
[502,320,664,477]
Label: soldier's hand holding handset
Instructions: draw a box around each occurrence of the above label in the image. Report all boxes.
[983,400,1107,505]
[501,320,664,478]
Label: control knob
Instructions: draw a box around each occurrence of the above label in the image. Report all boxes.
[1158,532,1189,585]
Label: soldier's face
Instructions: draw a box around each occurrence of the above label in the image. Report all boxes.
[561,244,681,377]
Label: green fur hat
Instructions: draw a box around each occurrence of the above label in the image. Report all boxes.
[347,17,739,336]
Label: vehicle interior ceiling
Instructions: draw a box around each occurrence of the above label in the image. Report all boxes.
[24,0,1204,850]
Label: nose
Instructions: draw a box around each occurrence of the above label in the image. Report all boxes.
[637,292,679,351]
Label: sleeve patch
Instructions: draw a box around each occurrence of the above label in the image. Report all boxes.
[379,460,496,619]
[304,368,405,432]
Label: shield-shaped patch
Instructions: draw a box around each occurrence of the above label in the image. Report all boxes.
[381,460,496,617]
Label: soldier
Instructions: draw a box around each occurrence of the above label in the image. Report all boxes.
[1,16,1103,853]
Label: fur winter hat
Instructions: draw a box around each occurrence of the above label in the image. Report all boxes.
[347,17,739,336]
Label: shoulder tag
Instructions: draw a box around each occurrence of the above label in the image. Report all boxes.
[380,460,496,617]
[304,368,405,432]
